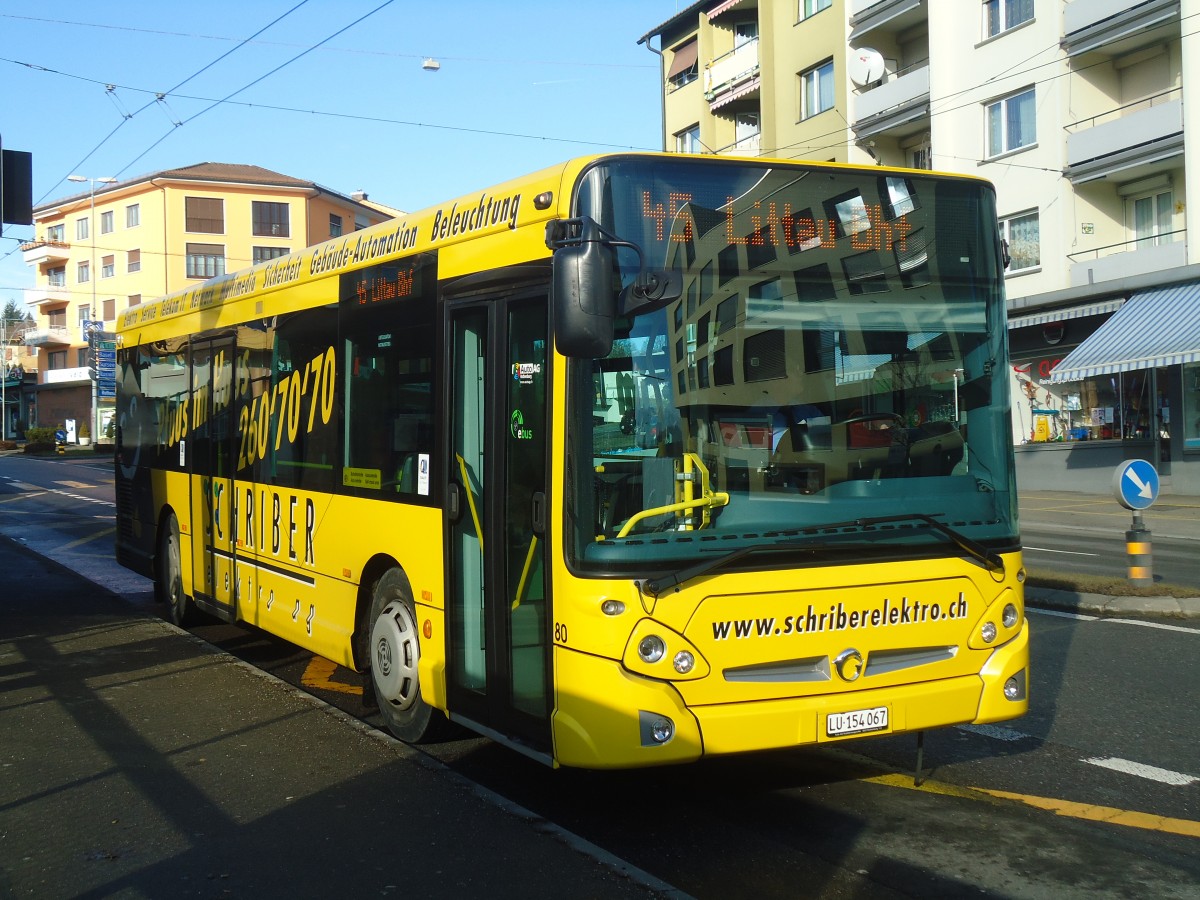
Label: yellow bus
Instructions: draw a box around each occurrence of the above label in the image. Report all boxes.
[114,152,1028,768]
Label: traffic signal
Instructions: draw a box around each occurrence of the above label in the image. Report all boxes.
[0,135,34,234]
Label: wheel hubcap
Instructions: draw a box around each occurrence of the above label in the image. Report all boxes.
[371,600,418,710]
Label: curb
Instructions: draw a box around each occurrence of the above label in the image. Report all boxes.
[1026,586,1200,620]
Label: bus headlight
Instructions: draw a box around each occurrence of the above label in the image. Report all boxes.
[980,622,997,643]
[638,635,666,663]
[639,710,676,746]
[623,620,710,680]
[1002,603,1019,628]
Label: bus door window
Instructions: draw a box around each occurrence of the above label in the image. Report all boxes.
[449,308,488,693]
[505,299,548,720]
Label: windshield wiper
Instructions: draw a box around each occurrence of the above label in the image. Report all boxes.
[641,513,1003,597]
[805,513,1005,575]
[643,539,818,597]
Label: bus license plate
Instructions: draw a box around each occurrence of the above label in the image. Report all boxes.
[826,706,889,738]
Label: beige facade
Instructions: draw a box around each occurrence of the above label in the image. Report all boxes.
[20,163,400,438]
[641,0,1200,495]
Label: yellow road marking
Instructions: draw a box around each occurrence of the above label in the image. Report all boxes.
[976,788,1200,838]
[58,527,116,551]
[301,656,363,697]
[0,492,46,503]
[852,757,1200,838]
[54,481,93,489]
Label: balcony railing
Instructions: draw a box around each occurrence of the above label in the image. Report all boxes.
[23,327,72,348]
[853,62,930,137]
[20,239,71,266]
[714,132,763,157]
[1064,88,1183,182]
[1062,0,1179,57]
[705,39,760,102]
[1066,228,1188,286]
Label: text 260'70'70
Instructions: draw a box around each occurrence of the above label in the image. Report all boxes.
[238,347,336,470]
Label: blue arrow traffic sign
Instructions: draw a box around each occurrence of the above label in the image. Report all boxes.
[1111,459,1160,511]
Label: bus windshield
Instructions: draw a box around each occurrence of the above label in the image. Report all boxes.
[568,157,1016,569]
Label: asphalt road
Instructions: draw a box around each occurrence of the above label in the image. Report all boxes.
[3,454,1198,898]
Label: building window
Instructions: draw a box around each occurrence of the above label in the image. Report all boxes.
[101,255,115,278]
[47,266,66,287]
[185,197,224,234]
[48,309,66,329]
[676,124,702,154]
[667,39,698,91]
[329,213,344,237]
[128,294,141,307]
[77,261,90,284]
[252,201,290,237]
[986,87,1035,157]
[984,0,1033,38]
[127,249,141,273]
[100,210,114,234]
[76,218,89,241]
[801,60,835,119]
[1127,189,1177,248]
[77,347,89,367]
[800,0,832,20]
[48,350,67,369]
[253,246,290,265]
[1000,210,1040,272]
[78,305,90,326]
[47,223,64,242]
[103,298,116,321]
[186,243,225,279]
[126,203,140,228]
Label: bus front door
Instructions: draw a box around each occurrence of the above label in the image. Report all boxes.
[189,337,240,620]
[446,293,551,759]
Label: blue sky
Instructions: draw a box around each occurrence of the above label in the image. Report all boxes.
[0,0,685,307]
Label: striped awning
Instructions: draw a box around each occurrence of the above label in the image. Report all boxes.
[1007,297,1125,330]
[1049,282,1200,382]
[710,76,761,110]
[708,0,746,19]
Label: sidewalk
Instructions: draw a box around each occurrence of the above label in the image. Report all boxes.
[0,535,668,898]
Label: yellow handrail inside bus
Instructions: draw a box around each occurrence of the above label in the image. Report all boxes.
[615,453,728,539]
[512,536,539,610]
[455,453,484,554]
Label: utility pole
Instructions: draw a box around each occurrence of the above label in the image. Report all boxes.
[66,175,116,440]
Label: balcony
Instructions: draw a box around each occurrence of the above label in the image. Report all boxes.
[42,366,90,386]
[852,63,930,139]
[1064,91,1183,184]
[24,285,71,307]
[1062,0,1179,57]
[849,0,927,40]
[20,240,71,266]
[705,39,760,109]
[1067,229,1187,286]
[23,328,72,348]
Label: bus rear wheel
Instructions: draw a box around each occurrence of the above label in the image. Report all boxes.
[368,568,451,743]
[159,513,192,627]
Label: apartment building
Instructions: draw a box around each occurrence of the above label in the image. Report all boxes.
[641,0,1200,495]
[20,163,399,439]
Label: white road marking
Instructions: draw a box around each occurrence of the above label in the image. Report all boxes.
[1023,546,1099,557]
[1082,757,1197,786]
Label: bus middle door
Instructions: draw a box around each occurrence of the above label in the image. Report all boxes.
[189,337,239,620]
[445,291,551,760]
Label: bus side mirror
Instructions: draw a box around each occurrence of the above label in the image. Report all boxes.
[549,220,616,359]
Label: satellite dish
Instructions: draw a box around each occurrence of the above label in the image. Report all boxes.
[848,48,885,87]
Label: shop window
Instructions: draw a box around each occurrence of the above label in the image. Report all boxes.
[1184,362,1200,450]
[1013,357,1158,443]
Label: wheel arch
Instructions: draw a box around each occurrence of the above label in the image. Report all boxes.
[352,553,411,672]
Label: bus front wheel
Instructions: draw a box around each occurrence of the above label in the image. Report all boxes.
[368,568,449,743]
[159,513,192,627]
